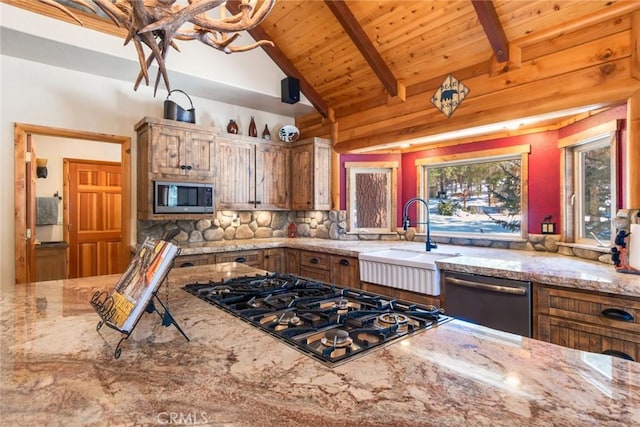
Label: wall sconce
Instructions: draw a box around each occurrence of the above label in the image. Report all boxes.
[541,215,556,234]
[36,158,48,179]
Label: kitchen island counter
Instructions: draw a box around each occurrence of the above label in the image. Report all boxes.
[1,264,638,426]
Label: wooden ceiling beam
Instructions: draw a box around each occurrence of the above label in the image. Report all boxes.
[226,0,334,120]
[324,0,404,100]
[471,0,510,63]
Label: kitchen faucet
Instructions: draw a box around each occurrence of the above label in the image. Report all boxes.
[402,197,438,252]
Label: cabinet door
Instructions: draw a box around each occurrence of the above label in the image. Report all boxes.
[150,125,186,175]
[150,126,214,178]
[291,138,331,211]
[312,141,332,210]
[290,144,313,210]
[285,248,300,275]
[263,248,284,272]
[184,130,215,178]
[256,144,290,209]
[330,255,359,288]
[215,138,255,210]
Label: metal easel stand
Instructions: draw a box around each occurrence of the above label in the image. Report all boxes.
[90,262,190,359]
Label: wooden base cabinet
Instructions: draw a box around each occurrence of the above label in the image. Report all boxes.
[297,250,360,288]
[299,250,331,283]
[537,285,640,361]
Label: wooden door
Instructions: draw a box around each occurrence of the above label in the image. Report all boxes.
[65,160,123,278]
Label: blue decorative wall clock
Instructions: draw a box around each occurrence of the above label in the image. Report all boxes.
[431,74,469,118]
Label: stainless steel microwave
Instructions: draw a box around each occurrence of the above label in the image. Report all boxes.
[154,181,214,214]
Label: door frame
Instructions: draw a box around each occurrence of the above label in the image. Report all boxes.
[14,123,131,284]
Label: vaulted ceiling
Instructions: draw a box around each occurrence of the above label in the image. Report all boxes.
[250,0,640,153]
[5,0,640,153]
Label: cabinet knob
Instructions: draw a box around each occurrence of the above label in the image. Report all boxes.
[310,258,319,264]
[179,262,194,268]
[601,308,634,322]
[339,259,350,266]
[186,165,193,170]
[235,257,247,263]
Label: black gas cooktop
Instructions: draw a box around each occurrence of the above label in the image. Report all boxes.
[183,273,452,366]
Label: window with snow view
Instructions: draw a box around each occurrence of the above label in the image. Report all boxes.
[418,147,529,239]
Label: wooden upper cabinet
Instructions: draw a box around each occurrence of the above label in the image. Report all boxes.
[290,137,332,211]
[215,134,290,210]
[135,117,217,219]
[140,118,215,178]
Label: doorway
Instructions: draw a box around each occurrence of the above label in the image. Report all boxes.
[14,123,131,284]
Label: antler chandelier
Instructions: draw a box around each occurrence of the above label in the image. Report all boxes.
[39,0,276,94]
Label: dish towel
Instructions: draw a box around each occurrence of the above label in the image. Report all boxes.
[36,197,59,225]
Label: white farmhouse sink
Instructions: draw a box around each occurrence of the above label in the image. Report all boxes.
[358,248,458,296]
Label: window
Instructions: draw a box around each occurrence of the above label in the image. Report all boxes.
[345,162,398,233]
[416,146,530,238]
[561,128,617,246]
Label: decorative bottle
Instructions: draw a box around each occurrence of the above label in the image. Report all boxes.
[227,119,239,134]
[262,124,271,140]
[248,116,257,137]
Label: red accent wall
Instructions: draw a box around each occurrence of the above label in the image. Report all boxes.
[339,106,628,235]
[401,132,560,233]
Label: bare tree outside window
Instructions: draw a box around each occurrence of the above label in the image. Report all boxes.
[346,163,397,233]
[355,172,388,229]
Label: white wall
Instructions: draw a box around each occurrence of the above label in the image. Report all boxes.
[0,4,298,284]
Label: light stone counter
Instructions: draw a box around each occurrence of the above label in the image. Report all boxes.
[178,238,640,298]
[1,263,638,426]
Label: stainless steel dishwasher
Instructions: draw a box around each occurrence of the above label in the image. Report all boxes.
[443,271,533,337]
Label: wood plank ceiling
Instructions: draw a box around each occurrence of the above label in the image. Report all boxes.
[251,0,640,153]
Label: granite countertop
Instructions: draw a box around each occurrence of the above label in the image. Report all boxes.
[1,263,638,426]
[178,238,640,298]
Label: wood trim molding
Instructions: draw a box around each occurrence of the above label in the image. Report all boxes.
[414,144,531,166]
[627,90,640,207]
[345,161,399,169]
[13,123,131,284]
[557,120,619,148]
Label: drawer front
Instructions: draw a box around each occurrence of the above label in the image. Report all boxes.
[174,254,212,268]
[538,314,639,362]
[299,266,331,283]
[300,251,330,271]
[537,286,640,334]
[215,250,263,267]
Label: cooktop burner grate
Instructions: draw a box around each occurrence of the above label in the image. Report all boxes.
[183,273,452,367]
